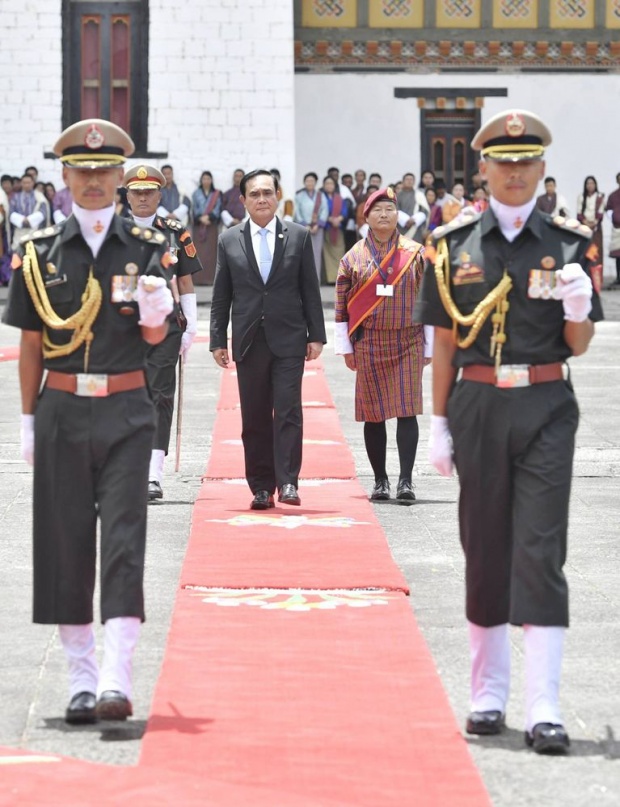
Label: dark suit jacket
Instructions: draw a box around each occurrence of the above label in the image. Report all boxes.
[210,217,326,362]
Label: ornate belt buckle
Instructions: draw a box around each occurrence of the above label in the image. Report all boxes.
[496,364,530,388]
[75,373,109,397]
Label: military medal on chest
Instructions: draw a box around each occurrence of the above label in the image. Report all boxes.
[528,257,556,299]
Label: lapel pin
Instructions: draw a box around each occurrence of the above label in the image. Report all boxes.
[278,233,284,239]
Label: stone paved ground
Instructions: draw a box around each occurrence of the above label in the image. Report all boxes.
[0,286,618,804]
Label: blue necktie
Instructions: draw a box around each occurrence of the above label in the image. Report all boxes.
[258,227,272,283]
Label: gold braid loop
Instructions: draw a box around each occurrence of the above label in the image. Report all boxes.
[22,240,102,372]
[434,238,512,362]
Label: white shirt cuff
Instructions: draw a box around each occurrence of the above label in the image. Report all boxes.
[334,321,354,354]
[156,205,170,218]
[397,210,410,228]
[220,210,234,227]
[10,212,25,227]
[29,211,45,229]
[53,210,67,224]
[423,325,434,358]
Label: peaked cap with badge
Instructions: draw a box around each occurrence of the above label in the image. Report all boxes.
[53,118,135,168]
[471,109,551,163]
[123,164,166,191]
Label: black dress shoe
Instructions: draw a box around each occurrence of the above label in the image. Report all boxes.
[95,690,133,720]
[525,723,570,755]
[465,710,505,735]
[279,483,301,506]
[65,691,97,725]
[370,479,390,501]
[396,479,416,501]
[250,490,275,510]
[148,480,163,501]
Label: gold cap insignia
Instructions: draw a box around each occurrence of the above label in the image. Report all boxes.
[84,123,105,150]
[505,113,526,138]
[137,166,148,179]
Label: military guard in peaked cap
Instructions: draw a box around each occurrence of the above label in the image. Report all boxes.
[2,119,174,725]
[53,118,136,167]
[123,163,203,500]
[414,109,603,755]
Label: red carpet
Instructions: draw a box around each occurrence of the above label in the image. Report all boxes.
[0,353,490,806]
[0,345,19,362]
[182,480,408,592]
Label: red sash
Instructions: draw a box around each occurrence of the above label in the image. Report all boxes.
[205,189,220,216]
[328,194,343,245]
[310,191,322,225]
[346,238,421,336]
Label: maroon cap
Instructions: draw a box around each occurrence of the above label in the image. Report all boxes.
[363,186,398,218]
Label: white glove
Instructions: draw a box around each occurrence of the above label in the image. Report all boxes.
[135,275,174,328]
[429,415,453,477]
[20,414,35,466]
[552,263,592,322]
[179,292,197,361]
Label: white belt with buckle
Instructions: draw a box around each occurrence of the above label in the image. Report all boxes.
[75,374,109,397]
[495,364,531,388]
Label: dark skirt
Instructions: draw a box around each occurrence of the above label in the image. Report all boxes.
[192,221,219,285]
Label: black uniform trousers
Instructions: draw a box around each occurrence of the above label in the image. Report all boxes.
[146,323,182,454]
[32,387,155,624]
[448,378,579,629]
[235,327,305,494]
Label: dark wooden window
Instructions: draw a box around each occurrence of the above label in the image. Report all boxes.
[63,1,149,154]
[421,110,479,191]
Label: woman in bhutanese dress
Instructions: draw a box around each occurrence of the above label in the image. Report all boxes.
[334,187,433,502]
[322,176,349,284]
[191,170,222,285]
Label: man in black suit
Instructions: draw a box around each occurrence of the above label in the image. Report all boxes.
[210,169,326,509]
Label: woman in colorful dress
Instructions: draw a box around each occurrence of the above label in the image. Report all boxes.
[192,170,222,284]
[335,187,433,502]
[577,175,605,260]
[322,175,349,284]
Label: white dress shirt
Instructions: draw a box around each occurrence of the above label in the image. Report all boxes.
[249,216,277,268]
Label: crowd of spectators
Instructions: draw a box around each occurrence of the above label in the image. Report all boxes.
[2,163,618,287]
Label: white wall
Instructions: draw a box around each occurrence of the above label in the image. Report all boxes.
[295,71,620,274]
[0,0,296,203]
[0,0,63,179]
[295,71,620,206]
[149,0,296,200]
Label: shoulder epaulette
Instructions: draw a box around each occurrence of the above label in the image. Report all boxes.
[127,221,167,245]
[549,215,592,239]
[164,218,184,231]
[20,223,64,244]
[432,208,481,242]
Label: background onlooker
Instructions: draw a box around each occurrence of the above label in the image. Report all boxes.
[294,171,328,284]
[52,183,73,223]
[192,170,221,285]
[8,173,47,249]
[397,172,428,242]
[322,175,348,284]
[577,175,605,258]
[0,182,10,284]
[605,172,620,285]
[536,176,569,217]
